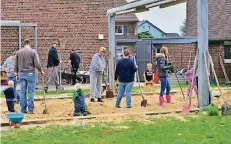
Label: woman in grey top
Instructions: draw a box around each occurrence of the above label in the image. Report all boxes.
[89,47,107,102]
[1,51,20,102]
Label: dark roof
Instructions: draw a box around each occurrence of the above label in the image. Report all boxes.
[138,20,166,34]
[115,14,139,22]
[166,33,180,38]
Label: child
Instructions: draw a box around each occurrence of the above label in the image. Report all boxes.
[145,63,154,82]
[72,83,87,116]
[156,46,175,107]
[1,52,20,103]
[184,67,198,97]
[3,81,15,112]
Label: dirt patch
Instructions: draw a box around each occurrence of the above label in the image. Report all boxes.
[1,90,231,122]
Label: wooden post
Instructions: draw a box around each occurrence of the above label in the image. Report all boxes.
[107,15,116,91]
[18,26,22,49]
[197,0,210,110]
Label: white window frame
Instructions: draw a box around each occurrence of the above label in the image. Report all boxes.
[224,42,231,63]
[116,46,128,56]
[115,25,124,35]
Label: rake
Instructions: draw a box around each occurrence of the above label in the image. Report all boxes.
[42,75,48,114]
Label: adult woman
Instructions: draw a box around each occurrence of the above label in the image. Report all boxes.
[115,49,137,108]
[89,47,107,102]
[2,51,20,103]
[156,46,175,107]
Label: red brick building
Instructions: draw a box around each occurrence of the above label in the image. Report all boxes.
[1,0,231,81]
[1,0,135,80]
[186,0,231,79]
[155,0,231,80]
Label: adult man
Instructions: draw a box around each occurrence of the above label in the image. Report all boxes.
[70,49,81,85]
[44,42,61,93]
[89,47,107,102]
[15,39,44,113]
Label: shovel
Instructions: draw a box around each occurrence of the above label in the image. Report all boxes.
[42,75,48,114]
[208,52,231,115]
[134,56,147,107]
[182,51,198,114]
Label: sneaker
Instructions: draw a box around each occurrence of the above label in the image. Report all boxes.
[90,98,95,102]
[98,98,104,103]
[115,105,121,108]
[126,106,132,108]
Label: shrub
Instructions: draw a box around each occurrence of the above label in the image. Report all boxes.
[207,104,219,116]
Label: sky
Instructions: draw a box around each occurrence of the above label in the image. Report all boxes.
[127,0,186,34]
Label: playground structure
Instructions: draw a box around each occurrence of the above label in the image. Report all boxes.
[107,0,212,110]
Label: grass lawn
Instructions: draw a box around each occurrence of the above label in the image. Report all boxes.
[1,116,231,144]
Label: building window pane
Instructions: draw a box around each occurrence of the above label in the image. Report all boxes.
[115,25,123,35]
[224,45,231,59]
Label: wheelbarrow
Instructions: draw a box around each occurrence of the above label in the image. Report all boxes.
[5,113,24,128]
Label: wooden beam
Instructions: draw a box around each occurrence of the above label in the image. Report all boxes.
[160,0,187,8]
[197,0,209,110]
[146,0,175,8]
[107,16,116,91]
[107,0,161,15]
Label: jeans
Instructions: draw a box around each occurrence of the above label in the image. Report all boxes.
[19,72,36,113]
[74,96,87,116]
[159,77,171,96]
[7,76,20,101]
[116,82,134,107]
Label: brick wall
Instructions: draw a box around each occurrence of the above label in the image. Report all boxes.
[186,0,231,38]
[1,27,19,64]
[1,0,129,82]
[159,43,231,80]
[162,43,197,70]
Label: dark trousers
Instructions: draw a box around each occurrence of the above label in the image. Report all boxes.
[6,101,15,112]
[71,65,81,85]
[74,96,87,116]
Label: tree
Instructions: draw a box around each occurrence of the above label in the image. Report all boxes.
[180,19,187,36]
[138,31,154,38]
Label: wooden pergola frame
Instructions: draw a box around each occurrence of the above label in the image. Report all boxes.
[107,0,210,110]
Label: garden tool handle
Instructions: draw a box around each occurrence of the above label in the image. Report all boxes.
[133,56,145,100]
[204,52,213,103]
[207,52,227,104]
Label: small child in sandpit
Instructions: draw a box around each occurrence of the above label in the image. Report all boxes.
[3,80,16,112]
[145,63,154,82]
[72,83,87,116]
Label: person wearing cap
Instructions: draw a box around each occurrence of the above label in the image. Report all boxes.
[44,41,61,93]
[89,47,107,102]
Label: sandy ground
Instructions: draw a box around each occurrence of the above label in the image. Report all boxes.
[1,89,231,122]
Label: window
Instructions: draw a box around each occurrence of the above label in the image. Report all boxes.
[115,25,124,35]
[224,43,231,63]
[143,26,145,29]
[148,26,150,30]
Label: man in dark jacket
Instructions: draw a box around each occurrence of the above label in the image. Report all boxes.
[44,42,60,92]
[70,49,81,85]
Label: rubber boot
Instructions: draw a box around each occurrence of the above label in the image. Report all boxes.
[166,95,175,104]
[159,96,164,108]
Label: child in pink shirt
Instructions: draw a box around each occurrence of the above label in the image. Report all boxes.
[184,68,198,97]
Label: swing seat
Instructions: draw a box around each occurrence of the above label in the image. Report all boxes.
[143,73,155,92]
